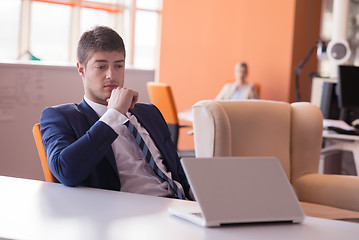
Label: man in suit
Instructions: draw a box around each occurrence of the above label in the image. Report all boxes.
[40,26,192,200]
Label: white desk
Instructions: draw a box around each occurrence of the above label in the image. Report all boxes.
[178,109,193,122]
[1,176,358,240]
[322,130,359,175]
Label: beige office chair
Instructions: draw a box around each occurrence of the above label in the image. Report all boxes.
[192,100,359,220]
[32,123,59,183]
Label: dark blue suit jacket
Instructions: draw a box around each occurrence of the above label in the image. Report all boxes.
[40,99,190,198]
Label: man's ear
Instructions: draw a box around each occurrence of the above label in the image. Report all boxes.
[77,62,85,77]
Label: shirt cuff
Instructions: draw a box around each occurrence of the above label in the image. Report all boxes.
[100,108,128,134]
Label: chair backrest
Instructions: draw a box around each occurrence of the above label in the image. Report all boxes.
[32,123,59,183]
[147,82,180,148]
[146,82,179,124]
[254,83,260,98]
[192,100,323,182]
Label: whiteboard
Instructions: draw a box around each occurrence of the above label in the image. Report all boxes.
[0,61,154,180]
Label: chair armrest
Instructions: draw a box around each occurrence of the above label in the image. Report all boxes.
[300,201,359,220]
[178,124,193,135]
[179,124,192,129]
[293,173,359,212]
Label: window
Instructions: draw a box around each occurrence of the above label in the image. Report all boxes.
[0,0,21,60]
[0,0,162,69]
[30,1,71,62]
[134,10,160,69]
[80,8,110,35]
[136,0,161,11]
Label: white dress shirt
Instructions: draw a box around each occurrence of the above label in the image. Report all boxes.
[84,97,180,197]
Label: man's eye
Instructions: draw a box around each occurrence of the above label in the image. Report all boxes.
[96,66,105,70]
[116,65,124,69]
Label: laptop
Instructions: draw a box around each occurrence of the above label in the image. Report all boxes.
[168,157,305,227]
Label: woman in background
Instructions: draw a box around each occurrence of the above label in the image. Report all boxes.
[215,62,258,100]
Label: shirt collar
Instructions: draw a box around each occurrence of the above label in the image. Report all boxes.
[84,96,107,118]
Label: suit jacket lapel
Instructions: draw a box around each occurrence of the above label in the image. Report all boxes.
[129,106,167,156]
[78,99,119,178]
[129,104,181,183]
[78,99,99,127]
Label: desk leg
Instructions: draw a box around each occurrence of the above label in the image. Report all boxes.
[322,139,359,176]
[350,147,359,175]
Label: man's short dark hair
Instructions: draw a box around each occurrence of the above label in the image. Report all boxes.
[77,26,126,67]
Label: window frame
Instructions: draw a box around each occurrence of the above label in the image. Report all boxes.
[16,0,162,69]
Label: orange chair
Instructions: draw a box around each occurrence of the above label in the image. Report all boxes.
[32,123,59,183]
[146,82,191,150]
[254,83,261,99]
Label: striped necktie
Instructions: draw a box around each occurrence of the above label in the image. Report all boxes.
[124,120,186,200]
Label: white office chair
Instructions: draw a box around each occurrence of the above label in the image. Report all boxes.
[192,99,359,220]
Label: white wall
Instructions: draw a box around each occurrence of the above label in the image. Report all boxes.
[0,61,154,180]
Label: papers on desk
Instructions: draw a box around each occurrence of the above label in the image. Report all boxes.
[323,119,359,136]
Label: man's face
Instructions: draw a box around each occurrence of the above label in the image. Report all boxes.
[77,51,125,105]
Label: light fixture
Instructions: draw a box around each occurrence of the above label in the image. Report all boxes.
[326,39,351,65]
[294,40,327,102]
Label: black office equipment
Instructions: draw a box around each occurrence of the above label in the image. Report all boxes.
[320,81,340,120]
[337,65,359,124]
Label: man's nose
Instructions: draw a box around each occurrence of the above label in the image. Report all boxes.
[106,67,114,79]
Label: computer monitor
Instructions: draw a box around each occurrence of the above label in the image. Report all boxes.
[310,77,340,120]
[337,65,359,123]
[320,81,340,119]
